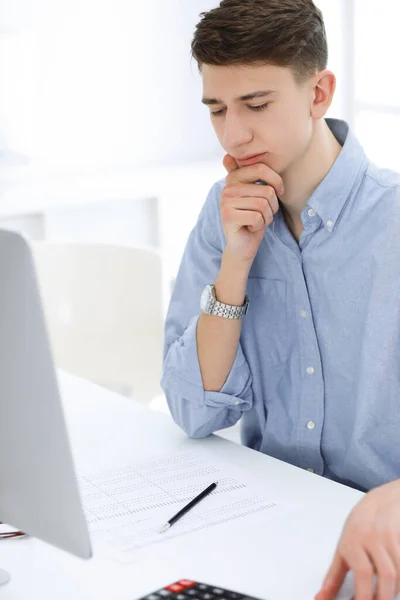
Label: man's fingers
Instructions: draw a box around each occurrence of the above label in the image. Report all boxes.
[224,183,279,215]
[350,548,375,600]
[223,154,239,174]
[222,196,274,229]
[226,162,284,196]
[315,551,348,600]
[369,545,397,600]
[388,540,400,597]
[222,207,272,232]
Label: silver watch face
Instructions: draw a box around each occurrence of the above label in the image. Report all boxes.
[200,285,213,312]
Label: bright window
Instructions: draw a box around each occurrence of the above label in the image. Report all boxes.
[354,0,400,169]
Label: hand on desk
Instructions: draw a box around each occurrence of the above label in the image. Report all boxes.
[315,478,400,600]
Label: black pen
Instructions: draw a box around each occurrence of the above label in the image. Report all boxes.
[159,482,218,533]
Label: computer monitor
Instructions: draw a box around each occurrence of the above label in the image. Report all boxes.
[0,229,92,586]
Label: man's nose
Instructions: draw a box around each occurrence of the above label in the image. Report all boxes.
[222,111,253,150]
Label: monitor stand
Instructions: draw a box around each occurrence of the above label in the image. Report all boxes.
[0,568,10,586]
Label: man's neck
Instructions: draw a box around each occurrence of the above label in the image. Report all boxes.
[279,119,343,238]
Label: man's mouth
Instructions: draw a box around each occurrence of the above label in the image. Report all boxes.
[236,153,267,166]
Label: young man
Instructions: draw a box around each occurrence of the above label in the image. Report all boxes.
[161,1,400,598]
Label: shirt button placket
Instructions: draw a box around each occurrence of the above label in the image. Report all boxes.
[298,262,324,475]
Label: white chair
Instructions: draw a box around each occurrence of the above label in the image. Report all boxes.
[30,241,164,404]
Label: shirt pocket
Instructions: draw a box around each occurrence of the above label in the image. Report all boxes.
[241,277,289,367]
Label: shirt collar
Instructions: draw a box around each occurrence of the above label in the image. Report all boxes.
[305,118,368,233]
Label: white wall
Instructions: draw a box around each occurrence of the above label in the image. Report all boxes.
[353,0,400,171]
[0,0,225,173]
[29,0,189,170]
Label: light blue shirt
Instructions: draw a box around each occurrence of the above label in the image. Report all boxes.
[161,119,400,493]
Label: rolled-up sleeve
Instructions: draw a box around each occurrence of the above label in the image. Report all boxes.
[161,179,253,439]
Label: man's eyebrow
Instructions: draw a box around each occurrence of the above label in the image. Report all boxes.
[201,89,277,105]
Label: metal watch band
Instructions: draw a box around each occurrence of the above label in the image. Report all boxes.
[208,296,249,320]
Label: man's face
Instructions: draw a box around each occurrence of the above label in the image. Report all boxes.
[201,63,315,175]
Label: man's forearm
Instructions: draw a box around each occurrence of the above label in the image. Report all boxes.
[196,251,251,392]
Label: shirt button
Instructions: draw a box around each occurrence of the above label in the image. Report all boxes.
[327,219,334,229]
[307,420,316,430]
[307,208,316,217]
[307,468,315,473]
[300,310,307,319]
[306,366,315,375]
[234,400,240,406]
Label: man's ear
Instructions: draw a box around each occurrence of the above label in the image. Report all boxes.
[310,70,336,119]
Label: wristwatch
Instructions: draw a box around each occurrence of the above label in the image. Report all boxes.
[200,284,249,319]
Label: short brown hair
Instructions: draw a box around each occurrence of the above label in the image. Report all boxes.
[191,0,328,84]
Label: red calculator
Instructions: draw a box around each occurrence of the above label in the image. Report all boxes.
[137,579,264,600]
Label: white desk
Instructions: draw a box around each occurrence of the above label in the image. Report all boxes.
[0,372,363,600]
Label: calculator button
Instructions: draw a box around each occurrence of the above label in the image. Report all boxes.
[202,594,213,599]
[146,595,160,600]
[176,595,187,600]
[159,592,172,597]
[213,590,224,596]
[178,581,196,589]
[167,584,185,593]
[197,585,209,591]
[225,594,244,599]
[186,591,198,596]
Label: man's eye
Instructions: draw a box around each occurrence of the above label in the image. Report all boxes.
[210,108,225,117]
[249,103,269,112]
[210,103,270,117]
